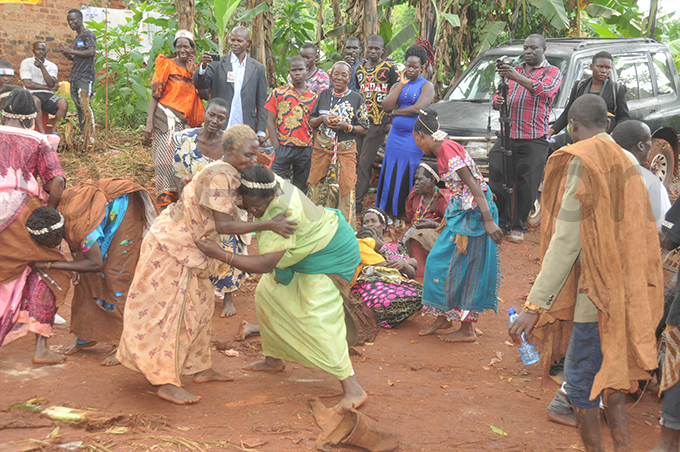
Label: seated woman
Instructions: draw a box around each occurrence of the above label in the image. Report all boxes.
[351,210,423,329]
[116,125,297,405]
[173,98,246,319]
[30,178,157,366]
[0,88,68,365]
[195,165,367,409]
[403,160,449,281]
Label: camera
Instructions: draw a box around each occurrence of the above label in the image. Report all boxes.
[495,55,513,69]
[208,53,220,61]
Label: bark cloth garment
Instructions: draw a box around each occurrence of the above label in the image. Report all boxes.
[532,137,663,399]
[0,126,69,346]
[57,178,157,343]
[117,161,243,386]
[254,178,360,379]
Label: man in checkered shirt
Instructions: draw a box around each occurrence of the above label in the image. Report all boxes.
[488,34,562,243]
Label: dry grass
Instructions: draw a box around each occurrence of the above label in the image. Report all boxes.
[59,127,156,195]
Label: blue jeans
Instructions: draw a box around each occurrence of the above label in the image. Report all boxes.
[564,322,603,409]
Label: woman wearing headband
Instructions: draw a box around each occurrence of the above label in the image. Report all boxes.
[403,159,449,281]
[413,107,503,343]
[375,45,435,218]
[116,125,297,405]
[0,88,68,364]
[29,178,157,366]
[195,165,368,410]
[307,60,369,228]
[144,29,205,208]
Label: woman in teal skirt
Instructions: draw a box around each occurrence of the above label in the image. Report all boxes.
[413,108,503,342]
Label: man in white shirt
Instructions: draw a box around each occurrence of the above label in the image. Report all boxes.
[194,26,268,145]
[20,42,68,134]
[612,120,672,231]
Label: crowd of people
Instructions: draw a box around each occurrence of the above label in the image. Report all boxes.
[0,13,677,451]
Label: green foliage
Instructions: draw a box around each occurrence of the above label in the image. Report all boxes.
[271,0,316,84]
[215,0,243,53]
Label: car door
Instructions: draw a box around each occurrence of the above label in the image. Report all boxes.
[613,53,658,124]
[649,50,680,134]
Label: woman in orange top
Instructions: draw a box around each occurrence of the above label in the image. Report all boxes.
[144,29,205,208]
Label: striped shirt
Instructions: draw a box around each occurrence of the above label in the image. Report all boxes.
[501,59,562,140]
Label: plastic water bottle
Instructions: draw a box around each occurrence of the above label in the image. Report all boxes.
[508,308,540,365]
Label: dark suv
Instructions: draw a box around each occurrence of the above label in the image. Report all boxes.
[432,38,680,222]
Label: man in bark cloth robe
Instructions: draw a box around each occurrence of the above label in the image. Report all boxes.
[509,94,663,452]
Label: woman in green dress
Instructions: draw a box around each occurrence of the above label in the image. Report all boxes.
[196,165,367,409]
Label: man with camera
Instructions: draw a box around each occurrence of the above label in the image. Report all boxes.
[343,36,365,93]
[20,42,69,134]
[194,26,268,145]
[488,34,562,243]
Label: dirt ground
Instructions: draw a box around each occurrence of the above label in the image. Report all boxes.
[0,227,663,452]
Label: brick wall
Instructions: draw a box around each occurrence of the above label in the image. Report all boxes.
[0,0,127,83]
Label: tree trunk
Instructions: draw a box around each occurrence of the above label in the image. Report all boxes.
[364,0,378,41]
[174,0,194,31]
[345,0,364,45]
[246,0,276,88]
[316,0,325,43]
[416,0,437,46]
[332,0,343,49]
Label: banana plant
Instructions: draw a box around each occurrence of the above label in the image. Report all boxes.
[215,0,243,53]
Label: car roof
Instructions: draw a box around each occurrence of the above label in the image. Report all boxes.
[480,37,668,59]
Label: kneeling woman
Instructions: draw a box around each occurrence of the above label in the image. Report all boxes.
[196,166,367,409]
[413,108,503,342]
[31,179,157,365]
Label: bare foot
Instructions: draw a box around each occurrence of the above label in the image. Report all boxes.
[243,357,285,372]
[419,316,451,336]
[220,293,236,318]
[234,321,260,341]
[192,367,234,383]
[157,384,201,405]
[438,322,476,342]
[334,375,367,410]
[100,349,120,366]
[547,409,578,427]
[32,349,66,365]
[63,339,97,355]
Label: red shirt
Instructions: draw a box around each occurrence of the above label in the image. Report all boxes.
[264,84,317,147]
[495,59,562,140]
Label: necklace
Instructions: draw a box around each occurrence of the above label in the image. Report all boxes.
[415,186,438,220]
[330,87,349,111]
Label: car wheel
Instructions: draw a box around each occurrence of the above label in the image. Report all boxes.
[527,190,541,228]
[647,138,675,187]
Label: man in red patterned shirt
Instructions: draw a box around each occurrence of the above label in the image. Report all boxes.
[488,34,562,243]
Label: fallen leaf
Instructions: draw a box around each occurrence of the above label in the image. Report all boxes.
[498,297,506,303]
[387,379,394,386]
[504,341,515,347]
[242,438,267,448]
[570,444,586,451]
[410,340,418,344]
[177,426,192,431]
[475,328,483,336]
[105,426,128,434]
[47,426,60,438]
[644,421,651,426]
[482,365,491,371]
[364,342,374,346]
[441,385,449,389]
[488,425,508,436]
[224,349,239,357]
[27,397,49,405]
[508,377,512,382]
[488,351,503,366]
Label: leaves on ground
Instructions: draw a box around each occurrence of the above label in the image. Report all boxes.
[488,424,508,436]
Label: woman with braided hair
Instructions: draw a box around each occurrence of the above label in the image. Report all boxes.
[376,45,435,218]
[413,107,503,343]
[0,88,68,364]
[195,165,367,410]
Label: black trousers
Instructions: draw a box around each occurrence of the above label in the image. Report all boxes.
[488,137,549,231]
[271,144,313,193]
[355,123,388,208]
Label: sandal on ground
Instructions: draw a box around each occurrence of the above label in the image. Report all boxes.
[507,230,524,243]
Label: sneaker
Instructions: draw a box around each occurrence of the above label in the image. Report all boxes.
[508,230,524,243]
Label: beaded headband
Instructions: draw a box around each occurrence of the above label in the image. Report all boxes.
[27,212,64,236]
[2,110,38,120]
[418,162,440,182]
[332,60,351,72]
[241,178,277,190]
[0,68,14,76]
[362,208,387,225]
[417,110,448,142]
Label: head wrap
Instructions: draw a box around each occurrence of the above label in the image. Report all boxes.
[173,29,195,48]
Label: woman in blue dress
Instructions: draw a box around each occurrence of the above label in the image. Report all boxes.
[376,45,435,217]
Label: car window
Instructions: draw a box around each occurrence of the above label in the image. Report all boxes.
[447,55,567,103]
[652,52,675,96]
[615,55,653,101]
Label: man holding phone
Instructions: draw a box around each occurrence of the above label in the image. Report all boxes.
[21,41,69,134]
[343,36,364,93]
[194,26,268,145]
